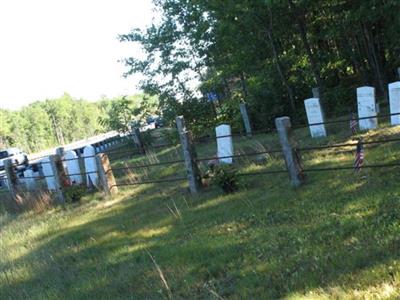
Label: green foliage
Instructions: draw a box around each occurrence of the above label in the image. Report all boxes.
[161,128,179,145]
[1,125,400,299]
[0,93,156,153]
[211,164,240,193]
[64,185,88,203]
[138,130,154,147]
[99,94,159,133]
[0,93,107,153]
[121,0,400,131]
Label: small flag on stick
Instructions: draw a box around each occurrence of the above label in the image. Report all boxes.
[354,139,364,172]
[350,113,358,135]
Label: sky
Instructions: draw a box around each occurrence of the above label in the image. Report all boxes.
[0,0,155,110]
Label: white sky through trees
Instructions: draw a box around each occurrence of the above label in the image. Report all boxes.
[0,0,154,110]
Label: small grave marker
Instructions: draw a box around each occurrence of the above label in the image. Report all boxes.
[83,145,98,188]
[216,124,234,164]
[23,169,36,190]
[41,157,56,190]
[304,97,326,138]
[357,86,377,130]
[239,103,252,136]
[389,81,400,125]
[65,150,83,184]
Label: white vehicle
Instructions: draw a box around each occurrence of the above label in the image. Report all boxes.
[0,148,28,170]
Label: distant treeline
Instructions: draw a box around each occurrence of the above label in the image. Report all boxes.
[0,93,152,153]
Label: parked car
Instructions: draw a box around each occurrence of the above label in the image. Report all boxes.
[0,148,28,170]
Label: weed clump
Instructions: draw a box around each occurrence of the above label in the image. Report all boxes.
[64,185,87,203]
[211,165,239,193]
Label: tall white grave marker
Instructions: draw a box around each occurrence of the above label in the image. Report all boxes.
[216,124,234,164]
[83,145,98,188]
[304,98,326,137]
[23,169,36,190]
[65,150,83,184]
[357,86,377,130]
[389,82,400,125]
[41,157,56,190]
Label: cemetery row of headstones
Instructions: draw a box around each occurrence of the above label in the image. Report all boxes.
[7,131,129,187]
[19,145,100,191]
[4,144,118,206]
[3,80,399,201]
[304,82,400,138]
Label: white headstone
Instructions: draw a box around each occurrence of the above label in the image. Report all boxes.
[216,124,234,164]
[65,150,83,185]
[23,169,36,190]
[389,81,400,125]
[357,86,377,130]
[41,157,56,190]
[83,145,98,188]
[304,98,326,138]
[0,175,9,190]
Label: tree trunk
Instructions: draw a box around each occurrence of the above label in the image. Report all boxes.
[287,0,324,95]
[361,22,387,100]
[265,25,296,112]
[240,72,249,98]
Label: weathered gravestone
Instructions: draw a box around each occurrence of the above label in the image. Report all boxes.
[23,169,36,190]
[83,145,98,188]
[65,150,83,184]
[216,124,234,164]
[389,81,400,125]
[304,98,326,138]
[41,157,56,190]
[239,103,252,136]
[312,87,320,98]
[357,86,378,130]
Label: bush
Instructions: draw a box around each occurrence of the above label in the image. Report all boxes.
[64,185,87,203]
[211,165,239,193]
[161,128,180,145]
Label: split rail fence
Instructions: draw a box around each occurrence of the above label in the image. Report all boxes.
[1,81,400,210]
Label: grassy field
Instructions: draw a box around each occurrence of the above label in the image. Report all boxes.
[1,122,400,299]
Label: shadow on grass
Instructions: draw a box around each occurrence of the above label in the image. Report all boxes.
[2,161,400,299]
[1,127,400,299]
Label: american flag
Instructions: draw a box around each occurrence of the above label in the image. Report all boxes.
[354,140,364,172]
[350,113,358,135]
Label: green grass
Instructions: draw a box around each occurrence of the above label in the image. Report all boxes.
[1,124,400,299]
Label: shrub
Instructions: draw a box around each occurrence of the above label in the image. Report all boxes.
[211,165,239,193]
[161,128,180,145]
[64,185,87,203]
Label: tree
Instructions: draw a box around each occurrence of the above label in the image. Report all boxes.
[121,0,400,130]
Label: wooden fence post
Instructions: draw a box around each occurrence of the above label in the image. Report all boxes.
[275,117,305,187]
[96,153,118,197]
[176,116,202,195]
[239,103,252,136]
[132,128,145,154]
[49,154,67,204]
[4,159,22,209]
